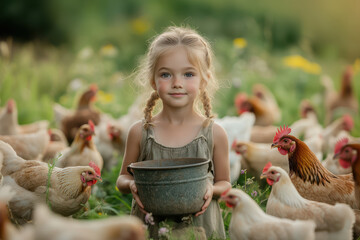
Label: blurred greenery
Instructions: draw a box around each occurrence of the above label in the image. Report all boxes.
[1,1,360,239]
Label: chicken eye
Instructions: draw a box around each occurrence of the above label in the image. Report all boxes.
[283,139,288,143]
[88,171,93,175]
[271,171,275,174]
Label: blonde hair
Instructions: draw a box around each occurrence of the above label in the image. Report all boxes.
[136,26,218,129]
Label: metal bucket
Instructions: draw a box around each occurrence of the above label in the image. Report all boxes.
[127,158,211,216]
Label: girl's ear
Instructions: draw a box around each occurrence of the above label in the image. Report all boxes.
[151,79,156,90]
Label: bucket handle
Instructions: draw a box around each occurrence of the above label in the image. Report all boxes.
[208,160,212,173]
[127,165,134,176]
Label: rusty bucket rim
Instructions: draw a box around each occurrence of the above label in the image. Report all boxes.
[128,157,210,170]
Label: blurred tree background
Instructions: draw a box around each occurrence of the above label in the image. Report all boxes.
[0,0,359,125]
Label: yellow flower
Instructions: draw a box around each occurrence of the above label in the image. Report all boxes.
[97,90,114,104]
[131,18,150,35]
[100,44,117,57]
[115,186,119,192]
[233,38,247,49]
[98,212,102,216]
[353,58,360,74]
[283,55,321,74]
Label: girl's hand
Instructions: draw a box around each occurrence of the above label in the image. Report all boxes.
[129,180,148,214]
[195,183,213,217]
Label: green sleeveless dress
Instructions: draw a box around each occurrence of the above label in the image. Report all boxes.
[131,119,226,239]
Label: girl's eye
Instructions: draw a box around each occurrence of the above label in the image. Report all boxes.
[184,72,194,78]
[160,73,171,78]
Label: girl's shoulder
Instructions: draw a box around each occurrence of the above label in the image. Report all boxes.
[212,121,228,142]
[127,120,143,140]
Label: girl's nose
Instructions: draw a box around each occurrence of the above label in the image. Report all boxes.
[172,75,183,88]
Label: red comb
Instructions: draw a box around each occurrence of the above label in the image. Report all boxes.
[89,162,101,176]
[262,162,272,173]
[342,114,354,131]
[88,120,95,132]
[221,188,231,197]
[231,139,237,150]
[273,125,291,143]
[234,93,248,107]
[334,137,349,155]
[344,65,353,81]
[89,84,98,92]
[7,99,15,113]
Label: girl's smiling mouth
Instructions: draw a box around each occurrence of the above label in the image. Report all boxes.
[169,93,187,97]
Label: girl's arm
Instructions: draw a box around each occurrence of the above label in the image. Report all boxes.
[212,122,231,197]
[195,122,231,216]
[116,121,144,208]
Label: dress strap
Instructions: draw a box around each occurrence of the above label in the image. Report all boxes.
[138,119,152,162]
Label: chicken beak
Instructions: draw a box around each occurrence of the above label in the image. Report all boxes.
[333,153,340,160]
[271,143,279,149]
[96,175,103,182]
[260,173,267,179]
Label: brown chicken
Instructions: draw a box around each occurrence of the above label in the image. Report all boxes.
[231,139,289,178]
[333,139,360,239]
[220,188,316,240]
[322,66,358,125]
[0,129,50,160]
[94,122,123,171]
[234,84,281,126]
[26,204,146,240]
[56,121,103,170]
[0,140,102,224]
[42,129,69,163]
[0,99,18,135]
[60,84,101,143]
[0,99,49,136]
[262,163,355,240]
[271,126,357,208]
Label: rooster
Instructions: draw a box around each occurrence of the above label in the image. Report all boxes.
[56,121,103,170]
[0,140,102,224]
[261,162,355,240]
[322,66,358,125]
[220,188,316,240]
[271,126,357,208]
[59,84,101,143]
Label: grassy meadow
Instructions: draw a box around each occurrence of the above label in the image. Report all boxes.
[1,1,360,239]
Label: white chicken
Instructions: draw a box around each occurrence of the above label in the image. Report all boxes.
[220,188,316,240]
[215,112,255,183]
[261,163,355,240]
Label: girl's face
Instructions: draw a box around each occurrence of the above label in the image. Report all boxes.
[153,46,203,109]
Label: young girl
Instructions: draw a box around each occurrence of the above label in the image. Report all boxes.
[116,26,231,239]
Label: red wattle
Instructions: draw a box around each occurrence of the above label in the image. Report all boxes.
[266,178,274,186]
[339,159,352,169]
[278,148,288,155]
